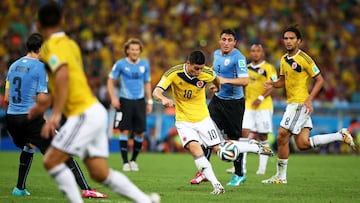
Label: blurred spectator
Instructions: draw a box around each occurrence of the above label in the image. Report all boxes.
[1,0,360,141]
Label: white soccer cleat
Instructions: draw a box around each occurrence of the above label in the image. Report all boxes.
[250,139,274,156]
[123,163,131,171]
[339,128,355,149]
[210,183,225,195]
[226,166,235,174]
[148,193,160,203]
[256,169,266,175]
[261,175,287,184]
[130,161,139,171]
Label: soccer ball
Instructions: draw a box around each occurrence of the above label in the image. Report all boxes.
[217,141,239,162]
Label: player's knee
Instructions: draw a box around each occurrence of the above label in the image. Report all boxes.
[295,140,311,150]
[276,129,290,146]
[43,156,53,170]
[89,170,109,182]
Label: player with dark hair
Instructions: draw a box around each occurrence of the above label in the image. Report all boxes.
[153,50,272,194]
[34,2,159,202]
[5,33,106,198]
[240,44,277,175]
[107,38,153,172]
[190,29,250,186]
[153,50,225,194]
[262,25,355,184]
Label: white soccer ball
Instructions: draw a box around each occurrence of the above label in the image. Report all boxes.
[217,141,239,162]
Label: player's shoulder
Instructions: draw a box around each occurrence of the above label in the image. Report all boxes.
[213,49,222,56]
[280,53,288,59]
[298,50,314,64]
[164,64,183,77]
[202,65,215,75]
[263,61,276,69]
[139,58,150,64]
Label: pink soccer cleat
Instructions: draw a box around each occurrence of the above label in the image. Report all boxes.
[190,172,208,184]
[82,189,107,198]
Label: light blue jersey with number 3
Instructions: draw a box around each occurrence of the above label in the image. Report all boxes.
[6,57,48,114]
[213,49,248,100]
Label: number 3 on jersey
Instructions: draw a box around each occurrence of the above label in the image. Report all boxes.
[12,77,22,103]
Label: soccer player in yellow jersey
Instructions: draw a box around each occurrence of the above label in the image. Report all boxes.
[33,2,159,203]
[153,50,225,195]
[242,44,277,175]
[153,50,273,194]
[262,25,355,184]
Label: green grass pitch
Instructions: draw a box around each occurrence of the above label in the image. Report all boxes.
[0,151,359,203]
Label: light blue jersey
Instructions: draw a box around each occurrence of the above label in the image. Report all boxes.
[6,57,48,114]
[108,58,151,99]
[213,49,248,100]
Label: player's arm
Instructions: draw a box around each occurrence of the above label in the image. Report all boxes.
[307,73,324,101]
[220,77,249,86]
[28,93,52,119]
[53,64,68,124]
[144,81,153,114]
[253,83,274,107]
[42,64,68,138]
[265,75,285,90]
[152,87,174,108]
[107,77,120,110]
[209,76,221,92]
[4,81,9,107]
[303,73,324,114]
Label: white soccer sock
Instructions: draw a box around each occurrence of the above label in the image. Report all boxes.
[242,152,247,174]
[277,159,288,180]
[194,155,219,186]
[309,132,343,148]
[258,141,269,171]
[232,140,259,153]
[48,163,83,203]
[102,169,151,203]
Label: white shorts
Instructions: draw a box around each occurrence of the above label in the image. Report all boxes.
[51,103,109,160]
[175,117,222,148]
[280,103,313,135]
[243,109,273,134]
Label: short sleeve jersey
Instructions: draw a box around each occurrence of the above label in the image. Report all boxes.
[212,49,248,100]
[156,64,216,122]
[40,32,97,117]
[246,61,277,110]
[6,57,48,114]
[280,50,320,104]
[108,58,151,99]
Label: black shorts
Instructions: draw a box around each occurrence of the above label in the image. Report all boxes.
[208,96,245,140]
[116,98,146,133]
[6,114,51,153]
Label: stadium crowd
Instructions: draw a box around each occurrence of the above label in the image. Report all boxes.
[1,0,359,108]
[0,1,359,153]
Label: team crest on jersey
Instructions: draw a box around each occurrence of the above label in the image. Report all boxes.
[196,80,205,88]
[291,62,298,69]
[224,59,230,66]
[140,66,145,73]
[258,68,264,74]
[183,136,187,142]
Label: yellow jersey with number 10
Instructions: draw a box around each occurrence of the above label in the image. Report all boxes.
[40,32,97,117]
[156,64,216,122]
